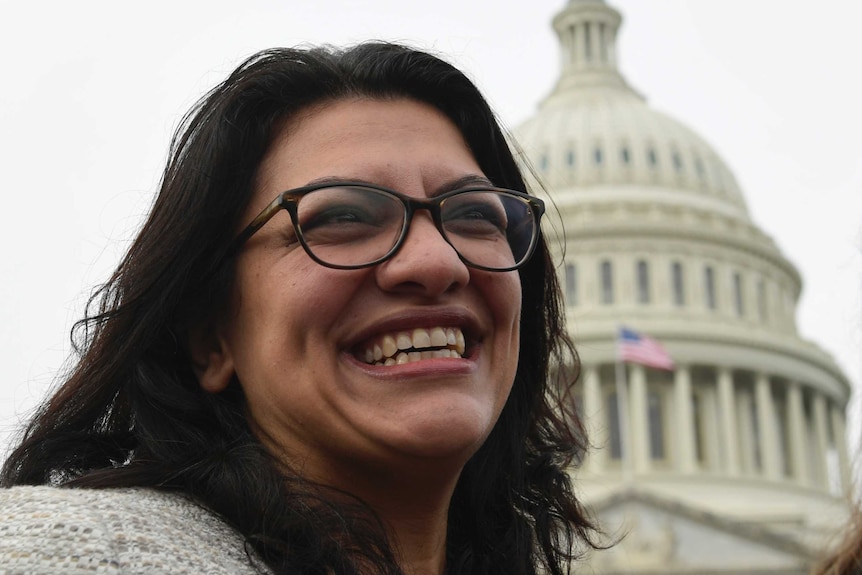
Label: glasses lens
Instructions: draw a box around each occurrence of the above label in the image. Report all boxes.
[295,186,405,267]
[440,191,537,270]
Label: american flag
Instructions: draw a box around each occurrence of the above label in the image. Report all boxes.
[617,327,674,371]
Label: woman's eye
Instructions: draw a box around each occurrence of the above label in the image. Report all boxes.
[296,202,395,248]
[445,202,507,234]
[302,206,374,229]
[461,207,501,222]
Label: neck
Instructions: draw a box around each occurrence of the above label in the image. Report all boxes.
[377,479,456,575]
[317,457,463,575]
[261,431,468,575]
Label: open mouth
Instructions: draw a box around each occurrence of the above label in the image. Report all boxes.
[357,326,467,366]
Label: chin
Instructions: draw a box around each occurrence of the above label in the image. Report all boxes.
[384,405,498,462]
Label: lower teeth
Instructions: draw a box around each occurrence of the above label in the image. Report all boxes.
[371,348,461,366]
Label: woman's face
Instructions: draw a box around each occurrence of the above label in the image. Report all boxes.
[201,97,521,482]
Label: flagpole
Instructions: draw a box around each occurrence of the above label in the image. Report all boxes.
[615,327,633,485]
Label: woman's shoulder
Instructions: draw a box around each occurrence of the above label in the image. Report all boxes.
[0,485,269,575]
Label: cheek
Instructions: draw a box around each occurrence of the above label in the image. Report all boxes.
[235,252,342,314]
[485,272,522,382]
[496,273,523,337]
[503,277,523,382]
[226,255,371,368]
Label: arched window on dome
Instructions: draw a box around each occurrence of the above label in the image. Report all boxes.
[694,156,706,182]
[593,146,603,166]
[636,260,650,304]
[757,279,768,322]
[733,272,745,317]
[672,150,684,174]
[539,153,548,172]
[566,148,575,167]
[647,146,658,169]
[584,22,592,62]
[704,265,716,310]
[600,260,614,304]
[620,145,631,166]
[713,160,726,194]
[671,261,685,306]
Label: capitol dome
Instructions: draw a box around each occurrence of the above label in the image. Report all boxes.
[513,1,852,573]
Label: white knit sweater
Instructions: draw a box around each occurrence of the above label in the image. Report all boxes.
[0,485,271,574]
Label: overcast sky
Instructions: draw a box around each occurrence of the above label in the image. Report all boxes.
[1,0,861,459]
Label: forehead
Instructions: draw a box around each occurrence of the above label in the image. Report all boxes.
[253,98,482,201]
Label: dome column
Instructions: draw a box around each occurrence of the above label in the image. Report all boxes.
[578,22,589,69]
[830,403,851,493]
[561,25,573,68]
[629,364,651,474]
[786,381,809,485]
[582,365,606,473]
[607,24,618,65]
[673,365,697,473]
[717,367,740,476]
[811,393,830,490]
[736,388,757,474]
[589,22,602,66]
[755,373,781,480]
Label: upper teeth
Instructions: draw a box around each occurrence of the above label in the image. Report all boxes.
[361,327,466,366]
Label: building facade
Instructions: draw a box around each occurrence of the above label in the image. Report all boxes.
[513,1,852,572]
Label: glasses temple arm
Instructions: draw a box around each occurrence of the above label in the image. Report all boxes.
[231,196,286,250]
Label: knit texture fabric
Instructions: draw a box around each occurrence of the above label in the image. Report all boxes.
[0,485,271,574]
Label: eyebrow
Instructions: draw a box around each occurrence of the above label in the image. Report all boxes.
[436,175,496,194]
[302,174,496,195]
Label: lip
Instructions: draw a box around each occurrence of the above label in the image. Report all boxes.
[342,348,480,380]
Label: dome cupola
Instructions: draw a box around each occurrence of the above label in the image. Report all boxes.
[551,0,632,94]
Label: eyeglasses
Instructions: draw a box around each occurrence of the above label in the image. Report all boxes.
[233,181,545,272]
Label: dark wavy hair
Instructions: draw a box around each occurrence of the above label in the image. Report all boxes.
[1,43,597,574]
[812,503,862,575]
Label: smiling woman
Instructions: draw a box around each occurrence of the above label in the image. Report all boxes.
[0,43,598,575]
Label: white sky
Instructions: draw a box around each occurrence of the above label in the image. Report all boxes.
[1,1,861,460]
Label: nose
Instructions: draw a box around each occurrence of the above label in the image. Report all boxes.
[375,211,470,297]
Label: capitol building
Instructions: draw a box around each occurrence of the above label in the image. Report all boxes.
[513,1,853,573]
